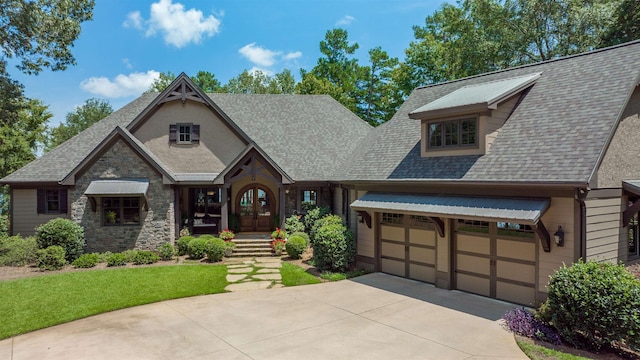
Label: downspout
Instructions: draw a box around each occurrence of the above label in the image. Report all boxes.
[576,188,588,260]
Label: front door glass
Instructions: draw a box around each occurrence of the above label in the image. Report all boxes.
[240,189,254,217]
[257,188,270,216]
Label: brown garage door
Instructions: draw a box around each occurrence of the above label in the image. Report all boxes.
[380,213,437,283]
[455,220,537,306]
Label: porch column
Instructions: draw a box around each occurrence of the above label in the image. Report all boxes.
[221,185,229,230]
[278,183,285,228]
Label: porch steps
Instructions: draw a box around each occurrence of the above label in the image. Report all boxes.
[229,237,274,257]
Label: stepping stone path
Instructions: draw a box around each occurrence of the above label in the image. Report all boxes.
[224,257,283,292]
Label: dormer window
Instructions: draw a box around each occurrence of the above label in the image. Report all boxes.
[178,124,192,144]
[169,123,200,145]
[428,118,477,149]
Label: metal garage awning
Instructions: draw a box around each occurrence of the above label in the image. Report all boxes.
[351,193,553,252]
[85,179,149,196]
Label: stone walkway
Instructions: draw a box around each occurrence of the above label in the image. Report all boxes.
[224,257,283,292]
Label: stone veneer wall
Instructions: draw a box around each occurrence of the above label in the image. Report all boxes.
[70,140,174,252]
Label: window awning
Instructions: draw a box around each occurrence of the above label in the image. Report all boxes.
[351,193,549,224]
[409,73,541,120]
[84,179,149,197]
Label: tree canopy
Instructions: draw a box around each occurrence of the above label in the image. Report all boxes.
[45,98,112,151]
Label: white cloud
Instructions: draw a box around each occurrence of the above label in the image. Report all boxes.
[282,51,302,61]
[335,15,355,26]
[121,58,133,69]
[80,71,160,98]
[125,0,221,48]
[248,66,274,77]
[239,43,280,67]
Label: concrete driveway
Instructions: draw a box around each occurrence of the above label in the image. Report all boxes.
[0,273,527,360]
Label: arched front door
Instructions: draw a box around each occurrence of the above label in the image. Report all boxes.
[236,184,274,232]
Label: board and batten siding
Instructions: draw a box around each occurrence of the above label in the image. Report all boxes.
[354,190,375,259]
[12,189,69,236]
[585,197,623,263]
[537,197,575,294]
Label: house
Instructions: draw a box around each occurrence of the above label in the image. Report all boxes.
[3,40,640,306]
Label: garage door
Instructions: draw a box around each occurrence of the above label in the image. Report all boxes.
[455,220,537,305]
[380,213,436,283]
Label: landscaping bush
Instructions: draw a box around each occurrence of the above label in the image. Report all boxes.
[0,214,9,238]
[106,252,126,267]
[310,214,343,243]
[157,243,175,260]
[35,245,67,271]
[285,235,307,259]
[35,218,85,262]
[0,235,38,266]
[284,215,305,234]
[97,251,112,263]
[72,253,99,268]
[303,206,330,232]
[540,260,640,351]
[312,223,355,272]
[121,249,137,263]
[271,228,287,240]
[290,232,310,247]
[503,308,560,344]
[187,237,211,259]
[132,250,160,265]
[204,238,227,262]
[176,236,194,256]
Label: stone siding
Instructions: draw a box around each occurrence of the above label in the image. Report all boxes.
[70,140,174,252]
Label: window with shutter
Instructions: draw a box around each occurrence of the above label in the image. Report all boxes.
[36,188,68,214]
[170,123,199,144]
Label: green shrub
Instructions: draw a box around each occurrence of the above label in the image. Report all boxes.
[176,236,194,256]
[0,214,8,238]
[312,223,355,272]
[303,206,330,232]
[35,245,67,271]
[290,232,310,247]
[271,228,287,240]
[132,250,160,265]
[157,243,175,260]
[35,218,85,262]
[121,249,137,263]
[285,235,307,259]
[106,252,126,267]
[204,238,227,262]
[72,253,99,268]
[284,215,305,234]
[310,214,343,243]
[97,251,112,263]
[187,237,211,259]
[0,235,38,266]
[540,260,640,351]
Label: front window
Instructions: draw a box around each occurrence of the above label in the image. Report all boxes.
[302,190,317,209]
[178,124,191,144]
[629,212,640,259]
[428,118,477,149]
[46,190,60,212]
[103,197,140,226]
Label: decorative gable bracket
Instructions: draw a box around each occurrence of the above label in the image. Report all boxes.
[531,221,551,252]
[159,78,206,105]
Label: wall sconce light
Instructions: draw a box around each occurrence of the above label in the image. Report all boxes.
[554,226,564,247]
[357,214,363,223]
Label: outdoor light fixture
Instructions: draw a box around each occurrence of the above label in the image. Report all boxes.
[554,226,565,247]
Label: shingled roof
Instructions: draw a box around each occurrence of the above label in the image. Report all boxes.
[340,40,640,185]
[2,91,372,184]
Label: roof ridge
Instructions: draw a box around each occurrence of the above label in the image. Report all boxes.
[414,39,640,90]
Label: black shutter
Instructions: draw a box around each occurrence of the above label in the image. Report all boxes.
[59,189,68,214]
[192,124,200,143]
[37,189,45,214]
[169,124,177,143]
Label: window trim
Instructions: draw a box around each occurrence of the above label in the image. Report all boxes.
[177,123,192,144]
[102,196,141,226]
[169,123,200,145]
[427,117,478,150]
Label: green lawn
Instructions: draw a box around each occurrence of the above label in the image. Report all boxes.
[280,262,321,286]
[517,339,591,360]
[0,265,227,339]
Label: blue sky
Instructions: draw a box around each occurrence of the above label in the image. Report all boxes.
[8,0,447,127]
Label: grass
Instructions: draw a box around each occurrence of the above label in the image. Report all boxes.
[516,339,591,360]
[0,265,227,339]
[320,268,369,281]
[280,262,321,286]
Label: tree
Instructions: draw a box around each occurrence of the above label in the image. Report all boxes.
[0,0,95,75]
[223,69,296,94]
[267,69,296,94]
[45,98,112,151]
[358,47,402,125]
[145,71,176,93]
[191,71,223,93]
[600,0,640,46]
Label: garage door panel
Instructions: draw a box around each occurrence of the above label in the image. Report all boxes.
[497,260,535,284]
[456,273,490,296]
[497,239,535,261]
[496,282,536,306]
[409,229,436,246]
[381,242,404,259]
[456,254,490,275]
[457,234,490,254]
[410,264,435,283]
[381,226,404,242]
[381,258,405,277]
[409,247,435,264]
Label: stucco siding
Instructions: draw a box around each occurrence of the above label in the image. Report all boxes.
[537,197,575,293]
[597,88,640,188]
[585,197,623,263]
[133,101,246,173]
[11,189,68,236]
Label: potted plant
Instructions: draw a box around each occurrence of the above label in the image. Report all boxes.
[105,210,117,224]
[270,228,287,256]
[219,229,236,256]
